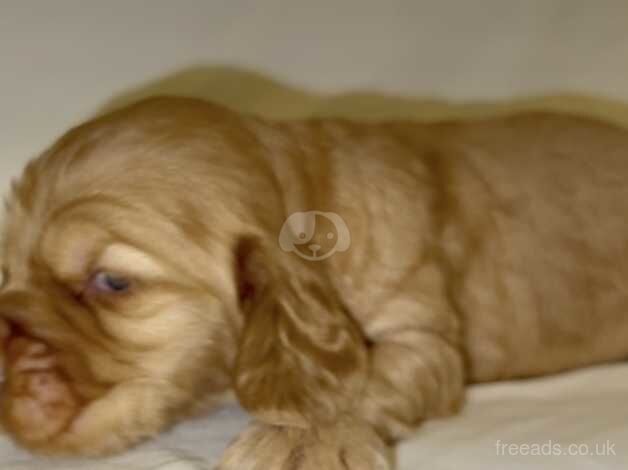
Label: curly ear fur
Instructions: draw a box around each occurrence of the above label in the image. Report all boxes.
[233,238,368,428]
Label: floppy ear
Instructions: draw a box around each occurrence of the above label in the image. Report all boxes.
[233,237,368,428]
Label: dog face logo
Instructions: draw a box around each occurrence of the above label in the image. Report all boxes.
[279,211,351,261]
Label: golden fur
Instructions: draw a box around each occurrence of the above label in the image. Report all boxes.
[1,97,628,468]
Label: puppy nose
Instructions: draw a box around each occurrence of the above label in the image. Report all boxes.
[308,244,321,253]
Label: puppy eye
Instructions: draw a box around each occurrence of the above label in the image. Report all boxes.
[89,272,131,293]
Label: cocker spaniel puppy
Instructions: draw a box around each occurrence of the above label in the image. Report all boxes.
[1,97,627,469]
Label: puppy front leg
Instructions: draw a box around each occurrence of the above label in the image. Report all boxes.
[363,330,465,442]
[361,264,466,442]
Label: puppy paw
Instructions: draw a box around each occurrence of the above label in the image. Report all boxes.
[1,336,81,446]
[216,418,393,470]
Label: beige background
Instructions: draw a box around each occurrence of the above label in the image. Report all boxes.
[3,0,628,187]
[1,1,628,469]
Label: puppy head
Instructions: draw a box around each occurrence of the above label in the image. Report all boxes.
[0,98,255,453]
[0,97,367,455]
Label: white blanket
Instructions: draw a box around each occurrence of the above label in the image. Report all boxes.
[2,1,628,468]
[2,364,627,469]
